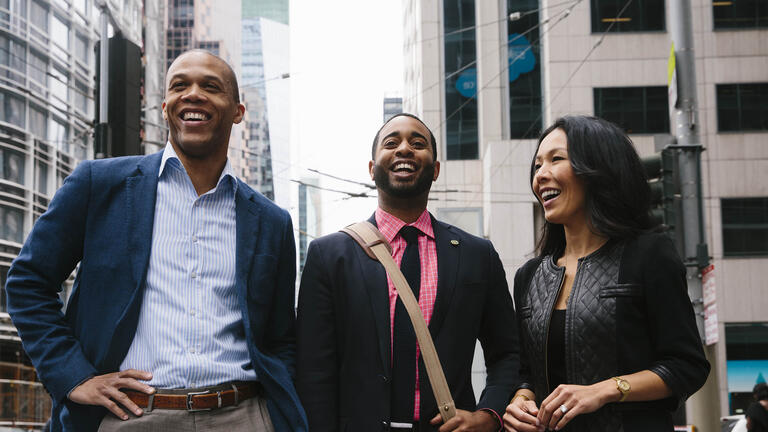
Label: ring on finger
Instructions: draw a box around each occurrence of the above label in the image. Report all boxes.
[560,404,568,414]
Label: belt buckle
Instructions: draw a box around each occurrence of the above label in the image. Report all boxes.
[186,389,212,412]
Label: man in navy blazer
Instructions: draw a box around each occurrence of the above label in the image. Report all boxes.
[5,50,306,431]
[296,114,519,431]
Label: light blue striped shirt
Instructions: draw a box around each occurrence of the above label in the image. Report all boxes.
[120,143,257,388]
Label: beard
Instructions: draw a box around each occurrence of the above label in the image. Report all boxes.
[373,161,435,198]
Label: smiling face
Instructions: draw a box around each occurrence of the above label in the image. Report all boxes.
[369,115,440,199]
[532,128,587,226]
[162,51,245,161]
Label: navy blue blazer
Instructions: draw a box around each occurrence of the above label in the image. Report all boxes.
[5,152,307,431]
[296,215,520,431]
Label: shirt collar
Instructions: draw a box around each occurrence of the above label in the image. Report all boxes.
[375,207,434,243]
[158,142,238,195]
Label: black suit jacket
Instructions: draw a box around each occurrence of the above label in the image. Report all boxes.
[296,214,520,431]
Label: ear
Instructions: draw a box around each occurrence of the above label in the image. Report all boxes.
[432,160,440,181]
[162,102,167,121]
[368,160,375,181]
[233,103,245,124]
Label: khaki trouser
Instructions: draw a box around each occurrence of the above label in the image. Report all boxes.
[97,395,274,432]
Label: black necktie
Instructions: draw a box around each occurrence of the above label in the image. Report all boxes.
[391,225,421,422]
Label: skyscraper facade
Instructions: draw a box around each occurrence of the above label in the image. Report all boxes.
[0,0,142,427]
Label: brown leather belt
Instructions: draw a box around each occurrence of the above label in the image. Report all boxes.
[124,381,262,412]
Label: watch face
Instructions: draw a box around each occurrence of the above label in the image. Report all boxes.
[618,381,630,392]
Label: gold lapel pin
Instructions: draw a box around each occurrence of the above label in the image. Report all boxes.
[450,239,459,246]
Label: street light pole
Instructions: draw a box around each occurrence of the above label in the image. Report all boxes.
[669,1,719,431]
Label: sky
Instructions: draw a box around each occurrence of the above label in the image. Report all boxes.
[289,0,403,236]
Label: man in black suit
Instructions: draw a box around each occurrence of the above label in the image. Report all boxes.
[296,113,519,431]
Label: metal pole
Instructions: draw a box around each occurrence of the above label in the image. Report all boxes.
[669,1,717,431]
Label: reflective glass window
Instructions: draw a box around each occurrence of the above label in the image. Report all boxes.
[721,197,768,257]
[444,0,478,160]
[714,0,767,29]
[49,66,67,110]
[508,0,542,138]
[30,0,48,31]
[0,89,26,128]
[0,204,23,243]
[51,14,69,60]
[28,50,47,86]
[716,83,768,132]
[75,32,88,64]
[591,0,665,32]
[48,117,68,152]
[0,146,24,184]
[725,323,768,414]
[29,104,47,139]
[36,159,48,194]
[593,86,669,134]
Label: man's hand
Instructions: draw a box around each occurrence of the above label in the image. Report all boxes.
[68,369,155,420]
[430,409,499,432]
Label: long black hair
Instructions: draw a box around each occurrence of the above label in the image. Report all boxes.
[531,115,656,257]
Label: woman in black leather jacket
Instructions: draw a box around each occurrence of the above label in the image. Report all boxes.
[503,116,709,432]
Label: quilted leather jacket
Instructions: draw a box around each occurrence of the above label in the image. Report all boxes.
[513,233,709,432]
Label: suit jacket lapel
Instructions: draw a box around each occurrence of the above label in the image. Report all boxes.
[235,182,262,309]
[359,214,391,372]
[429,217,459,337]
[126,153,162,289]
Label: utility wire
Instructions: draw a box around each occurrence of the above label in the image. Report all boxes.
[486,0,636,185]
[402,0,578,108]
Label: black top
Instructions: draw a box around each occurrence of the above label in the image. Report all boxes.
[547,309,567,393]
[747,401,768,432]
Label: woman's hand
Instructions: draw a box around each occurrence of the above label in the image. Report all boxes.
[536,382,614,431]
[503,394,540,432]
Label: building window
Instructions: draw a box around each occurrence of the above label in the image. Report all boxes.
[713,0,767,29]
[716,83,768,132]
[721,197,768,257]
[444,0,478,160]
[0,146,24,184]
[30,0,48,31]
[48,117,68,153]
[593,86,669,134]
[29,104,47,139]
[51,14,69,61]
[508,0,541,138]
[36,159,48,195]
[28,50,48,88]
[726,323,768,414]
[75,32,89,64]
[591,0,665,32]
[0,204,24,243]
[0,89,26,128]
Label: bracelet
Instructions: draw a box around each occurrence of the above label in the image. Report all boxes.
[510,393,530,404]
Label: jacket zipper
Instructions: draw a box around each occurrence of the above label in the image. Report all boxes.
[544,264,567,393]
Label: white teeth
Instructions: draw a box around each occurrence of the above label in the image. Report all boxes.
[541,189,560,200]
[394,163,415,172]
[183,112,208,121]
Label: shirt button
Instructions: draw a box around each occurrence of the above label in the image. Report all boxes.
[190,272,197,279]
[190,309,196,316]
[189,347,195,353]
[191,235,198,243]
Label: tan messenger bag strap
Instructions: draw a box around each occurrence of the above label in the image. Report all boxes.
[340,221,457,422]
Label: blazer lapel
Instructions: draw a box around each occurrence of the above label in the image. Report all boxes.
[429,217,459,337]
[360,214,391,372]
[235,182,262,312]
[126,153,162,289]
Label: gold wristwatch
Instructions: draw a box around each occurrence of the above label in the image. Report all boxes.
[612,376,631,402]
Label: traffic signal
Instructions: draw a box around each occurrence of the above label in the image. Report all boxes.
[642,148,679,234]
